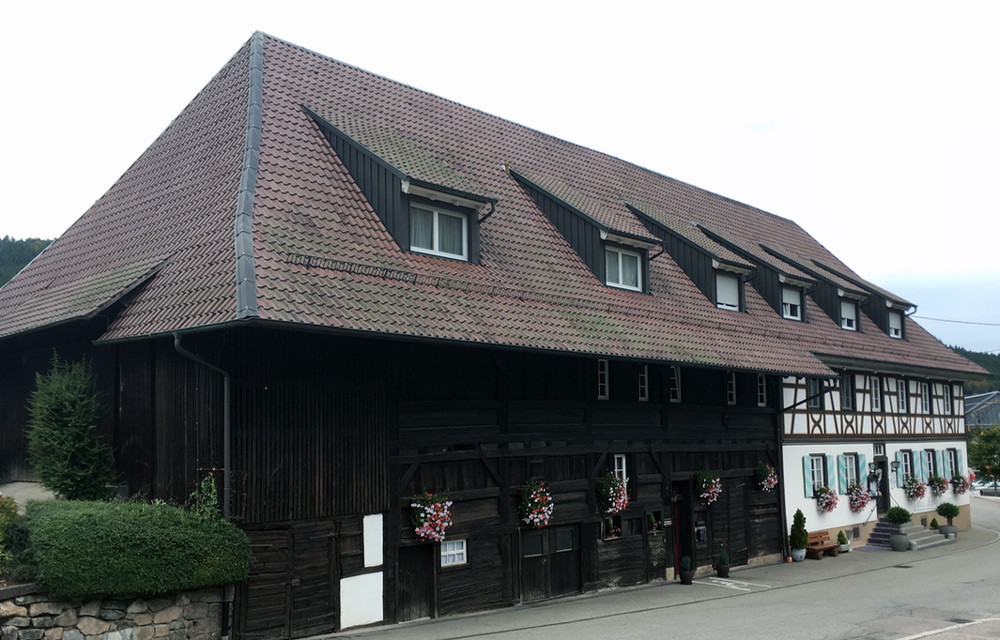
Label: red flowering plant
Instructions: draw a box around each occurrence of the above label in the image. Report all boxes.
[410,492,453,542]
[903,475,927,500]
[815,486,839,513]
[927,474,949,497]
[519,478,554,528]
[754,462,779,493]
[952,474,971,495]
[696,469,722,505]
[597,472,629,514]
[847,482,871,513]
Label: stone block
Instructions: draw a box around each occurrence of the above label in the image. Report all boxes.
[19,629,45,640]
[151,608,181,625]
[100,610,125,622]
[53,611,77,628]
[28,603,68,617]
[76,617,110,636]
[61,630,83,640]
[43,628,63,640]
[145,600,172,614]
[0,603,28,618]
[153,624,169,638]
[166,629,186,640]
[8,618,30,629]
[2,625,16,640]
[30,617,54,629]
[166,620,187,632]
[78,602,100,618]
[132,627,154,640]
[128,614,152,627]
[173,595,190,608]
[125,602,148,615]
[13,597,42,606]
[185,603,208,620]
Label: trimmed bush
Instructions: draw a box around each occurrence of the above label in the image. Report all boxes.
[789,508,808,549]
[936,502,960,520]
[23,499,252,597]
[885,506,912,525]
[26,353,114,500]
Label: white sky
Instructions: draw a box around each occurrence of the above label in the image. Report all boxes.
[2,1,998,352]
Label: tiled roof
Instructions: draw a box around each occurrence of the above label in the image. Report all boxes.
[0,33,985,380]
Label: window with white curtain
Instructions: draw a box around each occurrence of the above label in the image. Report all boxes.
[410,205,468,260]
[716,272,740,310]
[605,247,642,291]
[782,285,802,320]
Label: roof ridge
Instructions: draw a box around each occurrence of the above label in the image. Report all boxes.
[235,32,264,319]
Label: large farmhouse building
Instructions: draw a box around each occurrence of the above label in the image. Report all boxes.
[0,33,984,637]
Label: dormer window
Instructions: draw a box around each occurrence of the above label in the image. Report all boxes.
[605,246,642,291]
[888,310,903,339]
[410,204,468,260]
[840,300,858,331]
[782,285,802,320]
[715,272,740,311]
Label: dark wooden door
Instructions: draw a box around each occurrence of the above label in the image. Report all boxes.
[874,458,890,513]
[520,529,548,601]
[289,522,339,637]
[727,477,749,566]
[550,526,580,596]
[521,526,581,601]
[398,545,435,621]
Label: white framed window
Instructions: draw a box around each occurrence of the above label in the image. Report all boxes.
[901,450,913,477]
[840,299,857,331]
[597,359,609,400]
[613,454,627,484]
[897,379,908,413]
[756,374,767,407]
[946,448,958,478]
[638,364,649,402]
[781,285,802,320]
[810,454,826,492]
[874,443,885,457]
[923,449,935,477]
[872,376,882,412]
[920,382,931,414]
[888,310,903,339]
[605,247,642,291]
[668,365,682,403]
[943,384,953,415]
[807,378,823,409]
[726,372,737,405]
[840,373,854,411]
[441,539,467,566]
[410,205,468,260]
[716,272,740,311]
[845,453,859,486]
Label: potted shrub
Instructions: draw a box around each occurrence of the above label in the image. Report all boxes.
[679,554,695,585]
[884,506,912,551]
[936,502,960,537]
[789,508,808,562]
[715,547,730,578]
[837,530,850,553]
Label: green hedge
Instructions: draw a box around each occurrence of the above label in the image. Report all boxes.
[24,500,252,598]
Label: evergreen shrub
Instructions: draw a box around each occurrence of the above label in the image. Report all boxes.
[789,508,808,549]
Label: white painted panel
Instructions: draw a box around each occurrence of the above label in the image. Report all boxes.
[340,572,383,629]
[363,514,383,568]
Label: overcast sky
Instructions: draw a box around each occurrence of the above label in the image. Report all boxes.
[2,1,998,352]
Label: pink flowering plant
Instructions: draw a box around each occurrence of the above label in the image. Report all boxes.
[847,482,871,513]
[410,491,453,542]
[754,462,778,492]
[903,475,927,500]
[519,478,554,528]
[597,472,629,514]
[815,486,839,513]
[927,474,949,497]
[952,474,971,495]
[696,469,722,505]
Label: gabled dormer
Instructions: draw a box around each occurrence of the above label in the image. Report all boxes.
[812,260,913,339]
[508,169,660,293]
[627,203,753,311]
[307,108,496,264]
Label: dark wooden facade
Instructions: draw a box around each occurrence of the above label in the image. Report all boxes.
[0,325,785,637]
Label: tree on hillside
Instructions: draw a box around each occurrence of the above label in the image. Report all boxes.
[0,235,52,286]
[952,347,1000,395]
[968,425,1000,486]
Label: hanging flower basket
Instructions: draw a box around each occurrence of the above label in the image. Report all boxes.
[928,474,949,497]
[903,475,927,500]
[519,478,554,528]
[596,471,630,514]
[847,482,871,513]
[815,486,839,513]
[952,474,971,495]
[696,469,722,505]
[754,462,779,492]
[410,492,453,542]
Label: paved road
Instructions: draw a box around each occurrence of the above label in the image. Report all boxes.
[340,496,1000,640]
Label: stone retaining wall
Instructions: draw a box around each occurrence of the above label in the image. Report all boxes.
[0,584,229,640]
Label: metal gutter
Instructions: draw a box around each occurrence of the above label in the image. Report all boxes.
[235,31,264,320]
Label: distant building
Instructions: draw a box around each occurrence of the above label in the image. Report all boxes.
[966,391,1000,427]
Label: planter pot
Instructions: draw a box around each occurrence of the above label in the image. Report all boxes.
[679,570,695,585]
[839,543,850,553]
[791,548,806,562]
[889,532,909,552]
[939,524,957,537]
[716,564,730,578]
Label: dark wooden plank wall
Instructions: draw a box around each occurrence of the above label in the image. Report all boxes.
[749,263,784,318]
[862,292,890,336]
[519,183,605,286]
[646,223,715,303]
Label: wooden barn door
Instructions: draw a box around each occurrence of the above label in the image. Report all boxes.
[726,477,750,566]
[521,526,581,602]
[398,545,435,621]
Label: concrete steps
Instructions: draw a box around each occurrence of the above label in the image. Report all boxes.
[863,518,955,551]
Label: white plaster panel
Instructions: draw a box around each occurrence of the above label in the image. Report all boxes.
[363,513,383,568]
[340,572,383,629]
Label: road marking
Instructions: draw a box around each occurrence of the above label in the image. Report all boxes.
[895,617,1000,639]
[696,577,772,592]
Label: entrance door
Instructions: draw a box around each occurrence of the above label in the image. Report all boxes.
[873,457,890,514]
[398,545,435,621]
[521,525,581,602]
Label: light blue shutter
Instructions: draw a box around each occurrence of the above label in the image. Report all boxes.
[858,454,867,486]
[803,456,814,498]
[896,451,904,488]
[826,455,836,491]
[912,454,922,481]
[957,450,965,475]
[837,455,848,492]
[935,450,943,478]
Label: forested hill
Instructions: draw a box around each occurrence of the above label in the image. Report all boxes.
[953,347,1000,395]
[0,236,51,286]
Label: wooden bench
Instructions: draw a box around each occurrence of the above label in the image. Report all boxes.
[805,530,840,559]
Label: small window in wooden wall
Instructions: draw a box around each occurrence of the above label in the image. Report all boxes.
[638,364,649,402]
[716,272,740,311]
[840,373,855,411]
[726,372,737,405]
[756,374,767,407]
[597,359,609,400]
[782,285,802,320]
[668,366,682,403]
[807,378,824,409]
[871,377,883,412]
[840,299,858,331]
[943,384,953,415]
[897,379,908,413]
[441,539,467,566]
[920,382,931,414]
